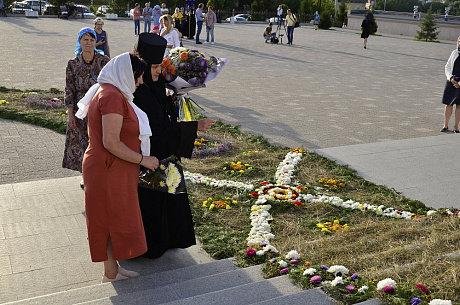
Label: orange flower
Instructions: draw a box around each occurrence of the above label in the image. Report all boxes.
[167,65,176,75]
[179,52,188,61]
[162,58,171,67]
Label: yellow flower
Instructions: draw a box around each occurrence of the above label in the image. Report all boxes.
[242,152,246,154]
[333,220,340,224]
[232,200,237,204]
[194,141,201,146]
[225,205,231,210]
[239,170,244,173]
[236,161,241,165]
[202,201,208,207]
[223,167,227,170]
[244,164,250,167]
[321,228,331,233]
[316,223,324,228]
[209,203,215,210]
[159,181,166,187]
[231,170,234,173]
[208,197,213,201]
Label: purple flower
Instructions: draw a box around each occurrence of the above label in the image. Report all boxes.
[269,258,276,263]
[382,286,394,293]
[290,260,298,264]
[164,73,174,82]
[351,273,358,280]
[178,62,186,69]
[260,243,267,247]
[188,52,196,58]
[246,248,256,257]
[310,275,322,283]
[280,268,289,274]
[346,285,355,292]
[321,265,329,270]
[185,63,192,70]
[411,297,422,305]
[198,59,206,68]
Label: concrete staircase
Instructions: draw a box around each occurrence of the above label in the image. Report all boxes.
[2,256,339,305]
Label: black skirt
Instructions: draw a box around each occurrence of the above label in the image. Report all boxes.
[442,80,460,105]
[137,187,196,259]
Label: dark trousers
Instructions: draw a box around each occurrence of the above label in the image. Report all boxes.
[287,26,294,44]
[196,20,203,42]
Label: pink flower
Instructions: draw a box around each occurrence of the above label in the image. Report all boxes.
[290,259,298,264]
[246,248,256,257]
[280,268,289,274]
[415,284,428,294]
[346,285,355,292]
[310,275,322,283]
[382,286,394,293]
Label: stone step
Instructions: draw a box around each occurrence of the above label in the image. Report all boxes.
[1,258,238,305]
[75,272,301,305]
[251,287,337,305]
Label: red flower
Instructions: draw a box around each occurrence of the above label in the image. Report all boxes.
[250,192,259,198]
[246,248,256,257]
[382,286,394,293]
[415,284,428,294]
[294,201,303,206]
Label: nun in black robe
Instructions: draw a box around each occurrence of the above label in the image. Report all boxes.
[132,33,198,258]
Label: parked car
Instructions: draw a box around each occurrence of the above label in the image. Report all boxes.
[96,5,108,15]
[9,2,33,14]
[266,16,286,23]
[21,0,47,11]
[76,5,95,18]
[41,3,58,15]
[225,14,251,22]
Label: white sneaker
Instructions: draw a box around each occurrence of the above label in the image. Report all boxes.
[204,41,209,44]
[211,42,214,45]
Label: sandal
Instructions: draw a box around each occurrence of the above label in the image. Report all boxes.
[454,129,460,133]
[440,127,449,132]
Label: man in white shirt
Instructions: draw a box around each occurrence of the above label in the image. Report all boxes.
[195,3,204,44]
[277,6,283,26]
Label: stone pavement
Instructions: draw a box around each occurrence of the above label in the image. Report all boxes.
[0,16,459,303]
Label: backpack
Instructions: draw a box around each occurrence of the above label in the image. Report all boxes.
[271,36,279,44]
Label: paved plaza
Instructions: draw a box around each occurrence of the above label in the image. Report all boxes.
[0,16,459,304]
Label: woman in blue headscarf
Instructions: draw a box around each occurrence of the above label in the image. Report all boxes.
[62,27,110,187]
[361,13,371,49]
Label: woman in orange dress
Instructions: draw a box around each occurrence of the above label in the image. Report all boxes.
[76,52,159,283]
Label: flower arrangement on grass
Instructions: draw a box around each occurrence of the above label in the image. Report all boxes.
[202,196,237,210]
[23,93,64,109]
[192,134,234,158]
[161,47,229,121]
[222,161,255,176]
[317,177,346,189]
[316,219,349,234]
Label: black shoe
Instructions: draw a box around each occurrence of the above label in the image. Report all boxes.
[454,129,460,133]
[80,181,84,189]
[196,41,202,44]
[440,127,449,132]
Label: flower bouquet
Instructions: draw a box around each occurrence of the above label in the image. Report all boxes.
[161,47,229,121]
[138,155,186,194]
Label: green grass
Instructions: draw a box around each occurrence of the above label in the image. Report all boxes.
[1,88,459,305]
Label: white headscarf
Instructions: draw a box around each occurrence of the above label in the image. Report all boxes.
[76,52,151,155]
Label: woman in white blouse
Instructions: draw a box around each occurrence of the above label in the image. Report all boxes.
[160,15,180,54]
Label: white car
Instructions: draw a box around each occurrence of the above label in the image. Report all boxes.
[225,14,250,22]
[76,5,95,18]
[21,0,47,11]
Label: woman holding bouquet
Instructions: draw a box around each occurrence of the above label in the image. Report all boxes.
[77,52,159,282]
[133,33,215,259]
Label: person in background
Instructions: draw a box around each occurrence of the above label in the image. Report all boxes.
[94,17,110,58]
[361,13,371,49]
[204,6,216,45]
[142,2,153,33]
[441,36,460,133]
[0,1,7,17]
[264,22,274,43]
[133,3,141,36]
[285,9,297,45]
[314,11,320,30]
[152,5,161,29]
[277,5,283,26]
[133,33,215,259]
[62,28,110,188]
[160,3,168,15]
[195,3,204,44]
[160,14,181,54]
[77,52,159,283]
[172,7,183,30]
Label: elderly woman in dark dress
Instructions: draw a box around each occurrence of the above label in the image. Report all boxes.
[133,33,214,258]
[441,36,460,133]
[62,28,109,187]
[361,13,371,49]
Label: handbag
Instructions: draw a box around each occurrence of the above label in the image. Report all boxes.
[294,21,300,28]
[138,155,187,194]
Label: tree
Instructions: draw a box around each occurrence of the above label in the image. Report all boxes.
[416,9,439,42]
[300,0,314,22]
[335,0,348,27]
[367,10,378,35]
[318,11,331,29]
